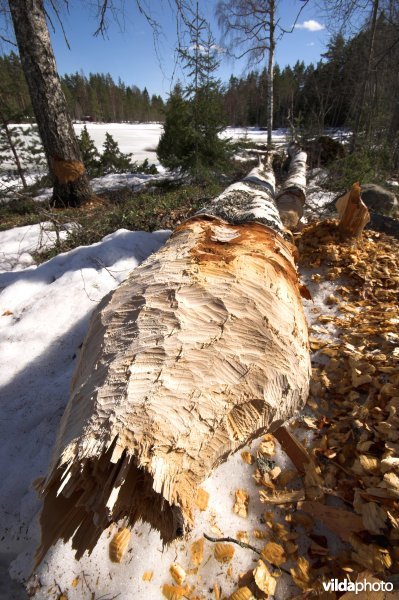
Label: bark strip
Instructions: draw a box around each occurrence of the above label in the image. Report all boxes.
[35,159,311,566]
[336,182,370,241]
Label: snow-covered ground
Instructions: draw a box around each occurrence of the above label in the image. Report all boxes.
[0,123,292,199]
[73,122,163,165]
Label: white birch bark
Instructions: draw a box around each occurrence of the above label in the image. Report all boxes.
[275,144,307,229]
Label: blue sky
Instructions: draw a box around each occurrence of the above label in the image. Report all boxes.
[5,0,330,98]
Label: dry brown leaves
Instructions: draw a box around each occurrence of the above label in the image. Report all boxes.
[287,220,399,589]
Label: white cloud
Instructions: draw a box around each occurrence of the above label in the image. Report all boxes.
[307,42,315,47]
[295,20,325,32]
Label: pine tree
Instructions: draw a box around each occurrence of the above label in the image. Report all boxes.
[100,132,133,174]
[157,5,232,179]
[78,126,101,176]
[157,84,194,171]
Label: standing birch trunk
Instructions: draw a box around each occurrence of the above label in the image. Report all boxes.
[8,0,93,207]
[35,156,311,565]
[267,0,275,146]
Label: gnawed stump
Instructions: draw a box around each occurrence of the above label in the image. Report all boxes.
[35,158,311,565]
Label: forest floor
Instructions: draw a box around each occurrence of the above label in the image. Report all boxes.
[0,127,398,599]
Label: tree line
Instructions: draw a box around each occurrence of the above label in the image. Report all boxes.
[2,0,398,207]
[0,52,165,123]
[3,7,399,144]
[224,17,398,146]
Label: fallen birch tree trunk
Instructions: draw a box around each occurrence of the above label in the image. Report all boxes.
[275,144,307,229]
[35,155,311,565]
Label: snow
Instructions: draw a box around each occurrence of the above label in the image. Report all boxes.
[0,223,75,272]
[33,171,171,202]
[73,122,162,165]
[0,225,171,598]
[0,124,292,199]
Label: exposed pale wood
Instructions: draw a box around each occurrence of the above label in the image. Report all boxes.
[35,159,310,565]
[275,144,307,229]
[336,182,370,241]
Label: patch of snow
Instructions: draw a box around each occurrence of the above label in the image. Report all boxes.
[0,228,171,595]
[33,171,171,202]
[0,223,76,272]
[73,122,163,165]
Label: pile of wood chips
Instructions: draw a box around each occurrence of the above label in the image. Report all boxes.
[159,220,399,599]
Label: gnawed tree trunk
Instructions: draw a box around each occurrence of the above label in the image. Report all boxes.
[35,156,310,565]
[275,144,307,229]
[336,182,370,241]
[8,0,93,207]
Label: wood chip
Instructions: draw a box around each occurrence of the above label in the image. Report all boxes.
[253,529,268,539]
[253,560,277,595]
[273,426,314,474]
[290,556,312,591]
[236,530,249,544]
[190,538,204,566]
[162,584,191,600]
[261,541,286,566]
[229,587,255,600]
[260,489,305,504]
[195,488,209,511]
[350,535,392,572]
[214,543,235,563]
[259,434,275,457]
[109,527,131,563]
[383,471,399,497]
[360,502,387,534]
[213,583,221,599]
[169,564,186,585]
[277,469,297,487]
[298,501,364,542]
[233,489,249,518]
[241,451,254,465]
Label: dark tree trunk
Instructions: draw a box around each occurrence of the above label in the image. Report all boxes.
[8,0,93,207]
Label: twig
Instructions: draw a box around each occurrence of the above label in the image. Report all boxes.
[203,533,291,576]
